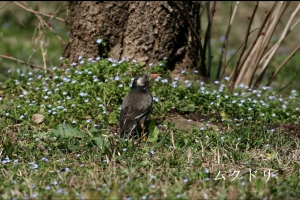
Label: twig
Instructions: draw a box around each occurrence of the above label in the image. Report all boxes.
[232,2,277,87]
[9,4,25,27]
[216,1,239,81]
[228,1,258,92]
[220,41,244,78]
[249,2,291,87]
[266,42,300,87]
[20,1,66,45]
[277,69,300,93]
[40,34,48,74]
[0,54,50,72]
[257,2,300,76]
[204,1,216,78]
[13,1,65,22]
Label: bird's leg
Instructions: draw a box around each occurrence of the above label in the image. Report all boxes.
[141,123,147,142]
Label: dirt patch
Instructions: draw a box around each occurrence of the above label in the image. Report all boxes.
[268,123,300,138]
[166,115,219,131]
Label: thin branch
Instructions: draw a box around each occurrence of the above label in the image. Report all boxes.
[13,1,65,22]
[250,2,291,87]
[204,1,216,78]
[216,1,239,80]
[19,1,66,45]
[232,2,277,87]
[220,41,244,78]
[277,69,300,93]
[258,2,300,69]
[232,1,258,84]
[266,42,300,87]
[0,54,50,72]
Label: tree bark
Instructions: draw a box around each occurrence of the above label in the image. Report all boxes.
[63,1,204,76]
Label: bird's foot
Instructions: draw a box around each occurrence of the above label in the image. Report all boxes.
[141,134,147,142]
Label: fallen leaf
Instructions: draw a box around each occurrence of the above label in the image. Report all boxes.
[32,113,45,124]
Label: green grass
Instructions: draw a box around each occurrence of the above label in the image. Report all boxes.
[0,59,299,199]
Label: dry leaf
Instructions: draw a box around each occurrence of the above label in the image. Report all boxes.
[32,113,45,124]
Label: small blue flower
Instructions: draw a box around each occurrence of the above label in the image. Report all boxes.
[1,157,11,164]
[65,167,71,172]
[153,97,159,102]
[149,149,155,155]
[96,38,103,44]
[42,157,49,162]
[45,185,51,190]
[79,92,88,97]
[13,159,19,165]
[51,181,58,185]
[57,188,63,194]
[32,192,39,198]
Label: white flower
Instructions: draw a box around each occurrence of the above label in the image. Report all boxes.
[96,38,103,44]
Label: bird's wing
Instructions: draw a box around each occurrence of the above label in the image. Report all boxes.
[119,91,152,133]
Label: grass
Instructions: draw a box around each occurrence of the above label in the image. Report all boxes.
[0,58,300,199]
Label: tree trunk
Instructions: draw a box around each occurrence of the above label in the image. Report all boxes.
[63,1,205,77]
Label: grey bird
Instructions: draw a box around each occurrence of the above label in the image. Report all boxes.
[119,74,160,141]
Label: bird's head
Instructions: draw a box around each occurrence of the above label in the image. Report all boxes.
[132,74,161,88]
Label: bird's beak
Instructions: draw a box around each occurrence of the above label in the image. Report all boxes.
[150,74,161,80]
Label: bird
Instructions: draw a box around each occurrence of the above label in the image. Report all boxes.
[119,73,161,141]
